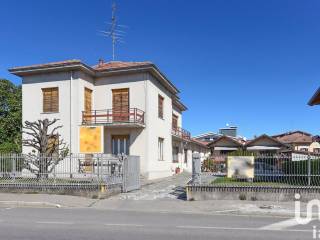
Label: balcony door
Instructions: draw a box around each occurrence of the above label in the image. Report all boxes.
[112,135,129,155]
[112,88,129,122]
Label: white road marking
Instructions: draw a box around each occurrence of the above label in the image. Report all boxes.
[177,225,312,233]
[36,221,74,225]
[104,223,144,227]
[213,209,238,213]
[260,218,311,231]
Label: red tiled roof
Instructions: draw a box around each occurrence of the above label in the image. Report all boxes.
[272,131,313,144]
[93,61,152,71]
[191,138,210,147]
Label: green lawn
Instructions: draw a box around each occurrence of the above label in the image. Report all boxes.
[211,177,292,187]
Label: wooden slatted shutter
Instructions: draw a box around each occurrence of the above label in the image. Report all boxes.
[112,88,129,122]
[158,95,164,119]
[42,87,59,113]
[84,88,93,123]
[172,114,178,129]
[84,88,92,113]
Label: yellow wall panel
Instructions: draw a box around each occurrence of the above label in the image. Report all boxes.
[79,126,103,153]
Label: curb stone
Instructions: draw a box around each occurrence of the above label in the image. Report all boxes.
[0,201,61,208]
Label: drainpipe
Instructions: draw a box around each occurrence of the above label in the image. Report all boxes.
[144,73,148,176]
[70,71,73,154]
[69,71,73,178]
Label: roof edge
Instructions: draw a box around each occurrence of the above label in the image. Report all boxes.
[308,87,320,106]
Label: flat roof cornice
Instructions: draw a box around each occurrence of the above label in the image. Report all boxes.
[9,60,181,96]
[9,60,95,76]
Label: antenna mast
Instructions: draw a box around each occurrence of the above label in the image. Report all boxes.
[101,1,126,61]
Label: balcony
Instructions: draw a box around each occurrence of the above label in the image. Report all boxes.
[172,127,191,141]
[82,108,145,127]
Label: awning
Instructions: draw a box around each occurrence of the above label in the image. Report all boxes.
[214,147,239,151]
[246,146,280,150]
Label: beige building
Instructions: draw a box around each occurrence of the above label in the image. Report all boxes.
[272,131,320,153]
[9,59,208,179]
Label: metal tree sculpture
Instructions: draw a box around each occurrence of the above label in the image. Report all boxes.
[22,119,68,178]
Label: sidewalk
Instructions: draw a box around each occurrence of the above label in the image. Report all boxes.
[0,173,306,217]
[0,192,303,217]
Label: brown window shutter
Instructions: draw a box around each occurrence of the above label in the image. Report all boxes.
[158,95,164,118]
[84,88,92,113]
[172,114,178,129]
[42,87,59,113]
[112,88,129,121]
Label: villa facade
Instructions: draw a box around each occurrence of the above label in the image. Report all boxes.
[10,59,208,179]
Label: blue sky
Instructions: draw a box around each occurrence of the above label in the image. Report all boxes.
[0,0,319,138]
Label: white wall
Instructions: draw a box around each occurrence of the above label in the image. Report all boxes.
[22,71,75,153]
[21,69,187,180]
[144,73,174,179]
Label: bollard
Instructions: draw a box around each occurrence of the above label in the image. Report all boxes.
[192,152,201,185]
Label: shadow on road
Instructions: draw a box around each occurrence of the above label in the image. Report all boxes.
[169,186,187,200]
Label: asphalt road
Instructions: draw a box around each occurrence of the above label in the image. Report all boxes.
[0,207,316,240]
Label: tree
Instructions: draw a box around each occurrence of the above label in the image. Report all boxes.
[22,118,68,178]
[0,79,22,153]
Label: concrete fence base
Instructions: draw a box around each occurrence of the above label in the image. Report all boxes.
[186,185,320,202]
[0,184,122,199]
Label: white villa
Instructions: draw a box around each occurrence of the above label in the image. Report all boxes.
[10,59,208,179]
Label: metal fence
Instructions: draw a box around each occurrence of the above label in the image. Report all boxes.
[199,152,320,187]
[0,153,140,192]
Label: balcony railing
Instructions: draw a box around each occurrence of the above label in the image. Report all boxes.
[82,108,145,126]
[172,127,191,140]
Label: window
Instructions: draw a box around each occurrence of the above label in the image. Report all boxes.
[172,146,179,163]
[300,148,308,152]
[112,88,129,121]
[112,135,130,155]
[184,149,188,164]
[84,88,93,122]
[158,95,164,119]
[42,87,59,113]
[314,148,320,153]
[84,88,92,113]
[172,114,178,129]
[158,138,164,161]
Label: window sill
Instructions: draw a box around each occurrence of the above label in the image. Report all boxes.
[41,112,60,114]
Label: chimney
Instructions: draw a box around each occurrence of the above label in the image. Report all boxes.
[98,58,105,67]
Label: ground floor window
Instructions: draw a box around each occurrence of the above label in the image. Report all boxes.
[112,135,129,155]
[158,138,164,161]
[172,146,179,163]
[184,149,188,164]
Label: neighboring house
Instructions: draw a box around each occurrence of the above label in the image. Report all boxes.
[174,138,209,173]
[208,135,244,155]
[245,134,288,154]
[10,59,199,179]
[272,131,320,153]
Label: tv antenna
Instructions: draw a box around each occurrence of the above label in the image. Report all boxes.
[100,1,127,61]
